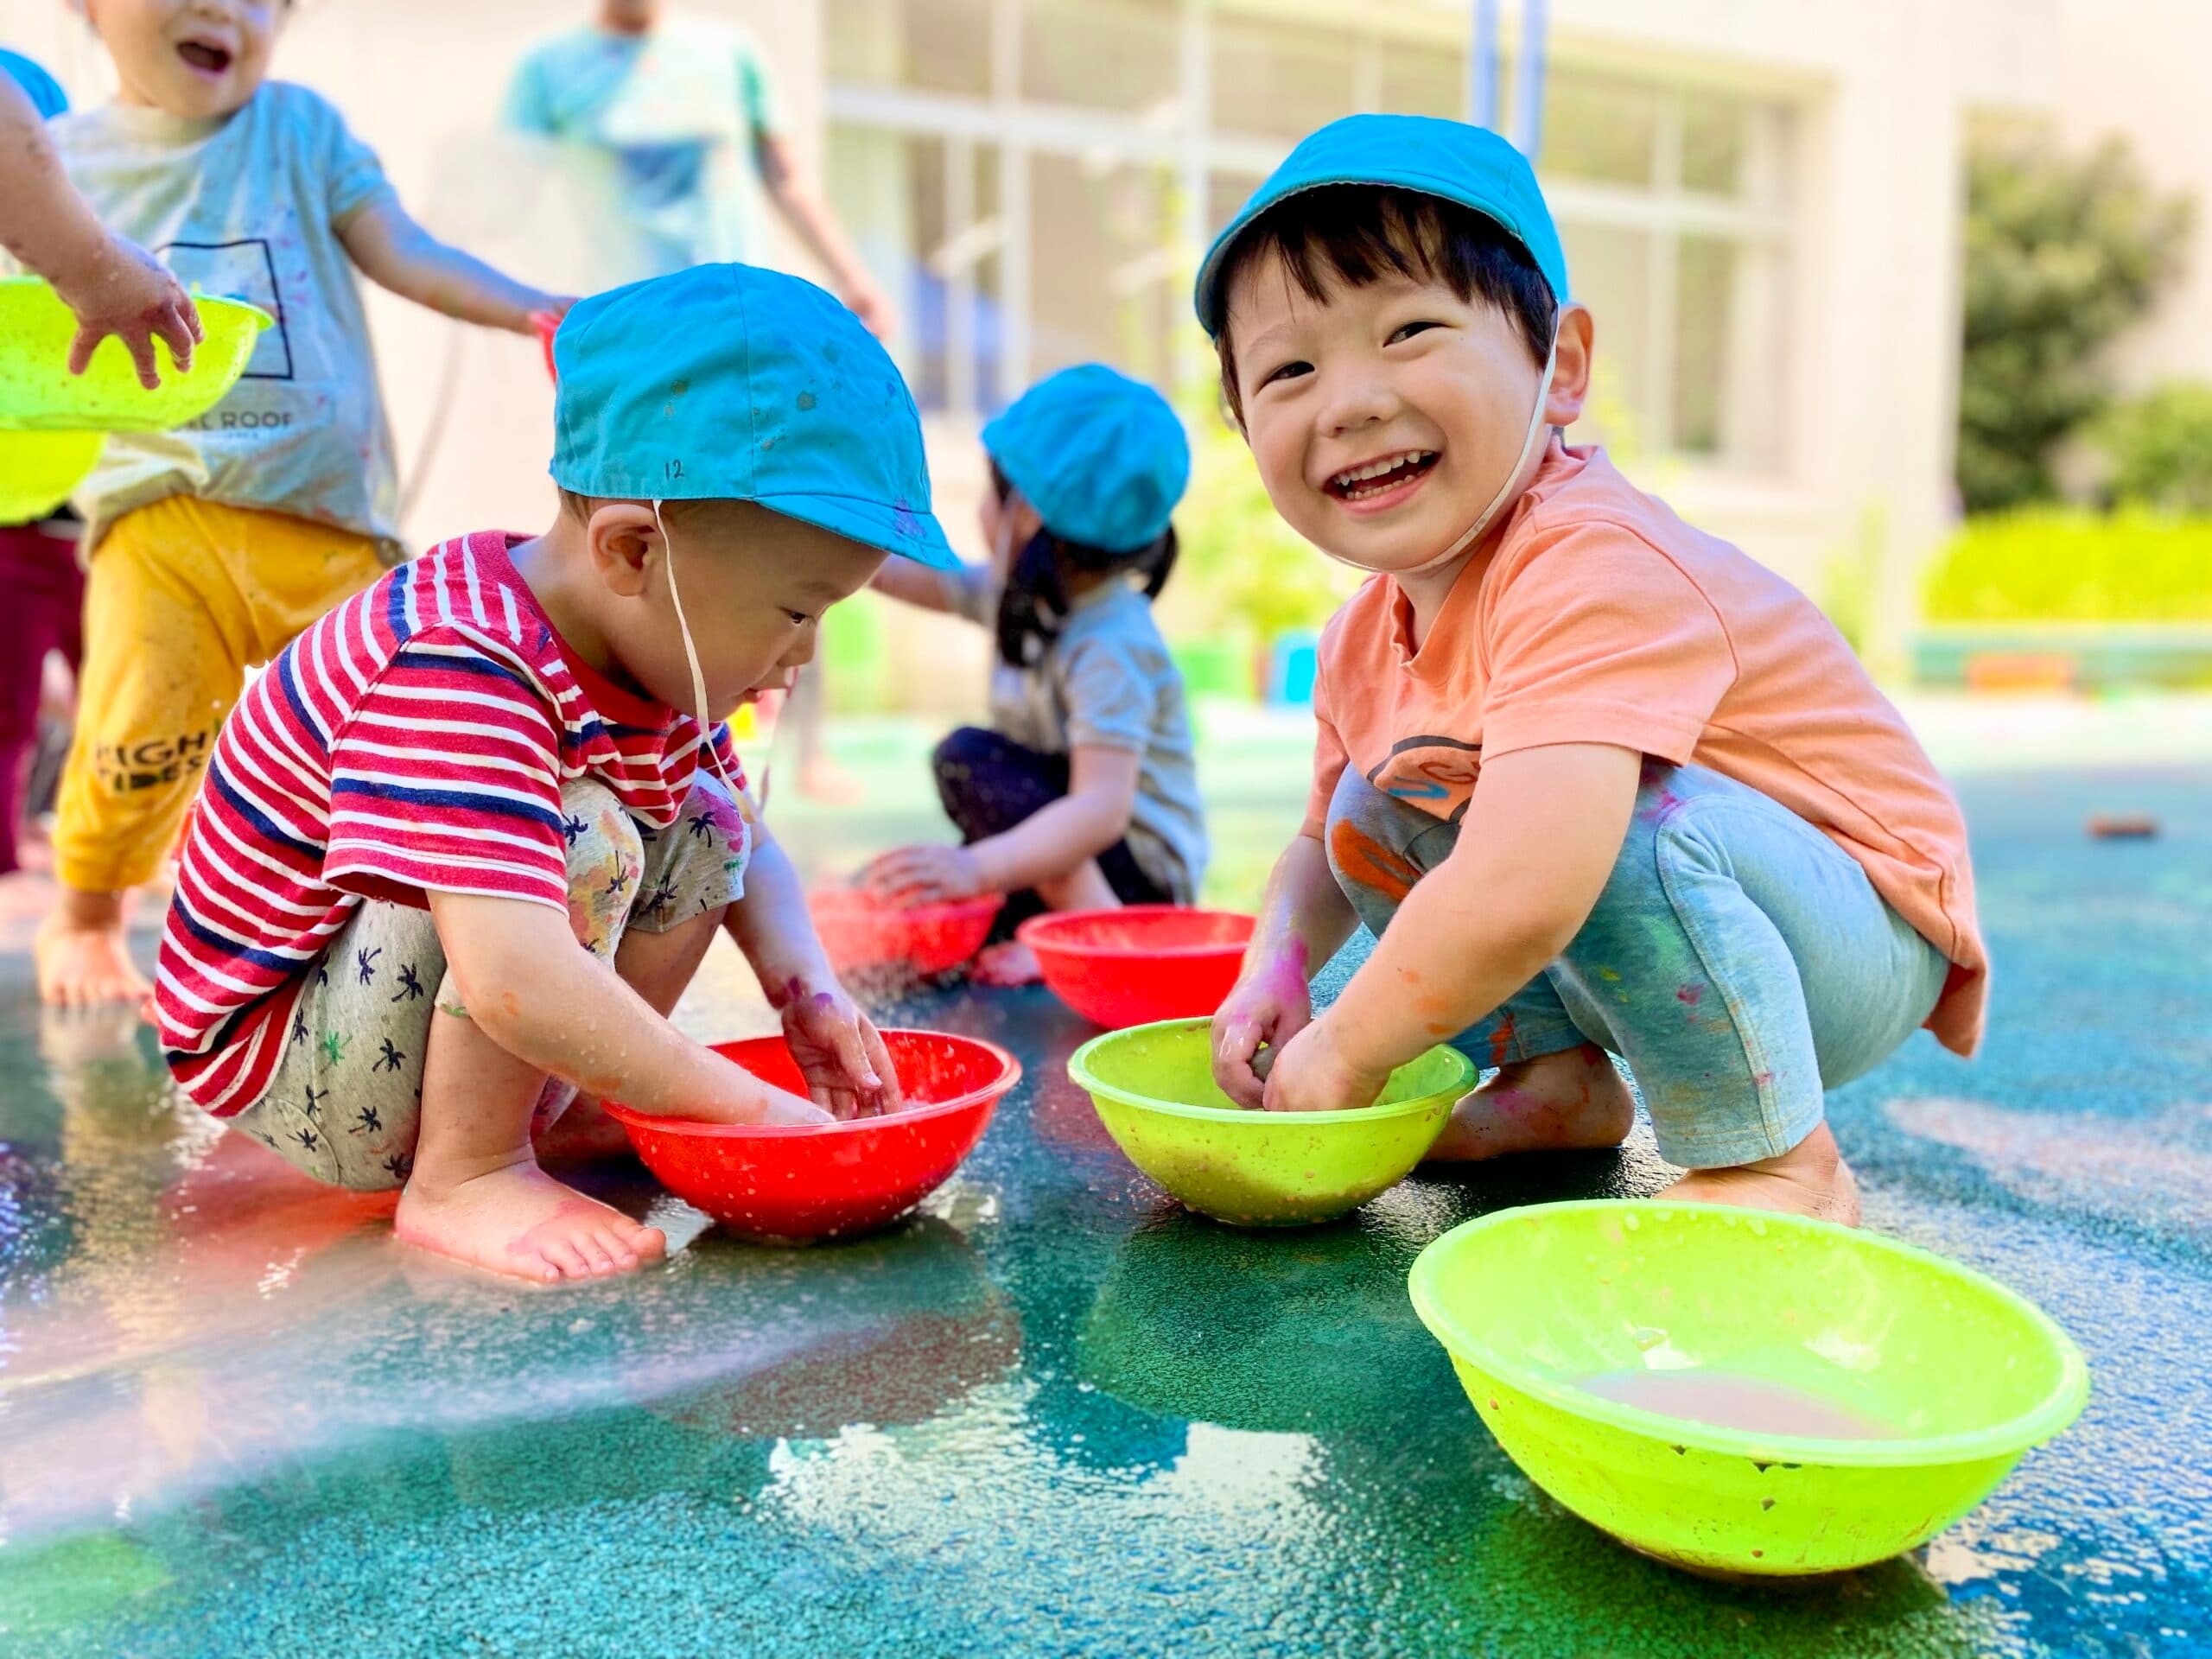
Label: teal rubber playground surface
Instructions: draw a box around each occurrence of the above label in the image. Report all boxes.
[0,701,2205,1656]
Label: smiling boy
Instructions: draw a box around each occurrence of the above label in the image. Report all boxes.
[1203,118,1986,1223]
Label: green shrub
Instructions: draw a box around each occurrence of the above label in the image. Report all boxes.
[1923,507,2212,622]
[1957,131,2190,513]
[2092,381,2212,513]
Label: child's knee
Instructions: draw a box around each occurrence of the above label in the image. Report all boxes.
[931,725,996,772]
[931,726,999,796]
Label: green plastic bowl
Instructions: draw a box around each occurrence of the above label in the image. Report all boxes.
[0,278,271,432]
[0,429,104,521]
[1068,1017,1474,1226]
[1409,1200,2090,1577]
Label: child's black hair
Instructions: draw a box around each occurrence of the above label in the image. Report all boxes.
[990,460,1179,670]
[1211,185,1558,423]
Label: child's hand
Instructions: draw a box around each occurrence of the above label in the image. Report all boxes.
[1259,1018,1391,1115]
[861,843,988,906]
[778,979,904,1121]
[55,235,202,389]
[1211,943,1313,1109]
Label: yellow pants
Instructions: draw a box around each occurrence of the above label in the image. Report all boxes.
[55,497,386,893]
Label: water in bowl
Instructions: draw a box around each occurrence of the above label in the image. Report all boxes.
[1573,1367,1905,1440]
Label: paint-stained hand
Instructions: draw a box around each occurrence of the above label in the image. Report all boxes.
[780,981,904,1120]
[1210,943,1313,1109]
[1259,1017,1391,1116]
[56,234,201,389]
[861,843,988,907]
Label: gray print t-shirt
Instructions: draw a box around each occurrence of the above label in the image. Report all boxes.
[950,566,1208,903]
[43,84,403,559]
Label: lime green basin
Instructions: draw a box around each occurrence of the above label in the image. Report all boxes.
[1068,1017,1473,1226]
[1409,1200,2090,1577]
[0,278,271,432]
[0,429,104,521]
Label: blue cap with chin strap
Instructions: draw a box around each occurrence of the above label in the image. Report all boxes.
[550,263,958,569]
[1193,113,1570,339]
[981,364,1190,555]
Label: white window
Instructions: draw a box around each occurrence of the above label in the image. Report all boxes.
[823,2,1799,480]
[1540,67,1797,475]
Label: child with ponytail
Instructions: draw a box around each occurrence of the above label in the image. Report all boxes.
[867,365,1208,985]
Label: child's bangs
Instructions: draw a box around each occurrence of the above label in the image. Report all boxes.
[1214,186,1557,419]
[1249,188,1476,311]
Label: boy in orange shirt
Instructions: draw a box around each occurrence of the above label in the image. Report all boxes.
[1202,118,1985,1224]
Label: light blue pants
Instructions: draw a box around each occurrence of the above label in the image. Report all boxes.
[1324,761,1951,1169]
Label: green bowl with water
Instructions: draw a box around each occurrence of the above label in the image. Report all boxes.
[1409,1199,2089,1577]
[0,277,271,432]
[1068,1017,1473,1226]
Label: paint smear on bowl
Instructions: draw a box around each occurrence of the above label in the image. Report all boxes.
[1573,1367,1904,1440]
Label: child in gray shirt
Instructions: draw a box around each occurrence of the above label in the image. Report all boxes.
[867,365,1207,985]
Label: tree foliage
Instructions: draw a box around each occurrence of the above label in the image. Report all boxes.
[1957,132,2190,513]
[2092,379,2212,513]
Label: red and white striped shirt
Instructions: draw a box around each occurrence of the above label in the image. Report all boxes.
[156,531,747,1116]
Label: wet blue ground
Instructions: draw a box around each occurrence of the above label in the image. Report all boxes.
[0,756,2205,1657]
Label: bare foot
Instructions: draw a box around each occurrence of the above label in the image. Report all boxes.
[35,914,151,1007]
[1426,1043,1636,1161]
[1661,1121,1862,1226]
[394,1157,666,1283]
[972,939,1042,988]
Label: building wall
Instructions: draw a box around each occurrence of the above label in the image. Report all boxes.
[4,0,2070,691]
[2052,0,2212,397]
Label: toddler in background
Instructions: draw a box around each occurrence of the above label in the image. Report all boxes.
[867,365,1206,986]
[0,47,198,905]
[156,264,962,1283]
[1203,118,1986,1224]
[30,0,571,1006]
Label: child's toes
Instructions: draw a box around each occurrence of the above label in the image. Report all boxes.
[569,1232,620,1276]
[536,1236,597,1281]
[619,1219,667,1262]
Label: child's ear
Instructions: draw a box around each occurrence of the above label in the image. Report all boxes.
[1543,302,1596,429]
[585,503,659,599]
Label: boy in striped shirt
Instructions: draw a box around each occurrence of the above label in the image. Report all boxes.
[154,265,964,1284]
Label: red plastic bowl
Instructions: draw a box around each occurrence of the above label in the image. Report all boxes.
[810,887,1003,979]
[602,1030,1020,1241]
[1017,906,1255,1029]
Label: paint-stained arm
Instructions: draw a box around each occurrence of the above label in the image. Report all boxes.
[1210,832,1361,1109]
[1258,742,1640,1113]
[338,195,572,335]
[0,74,200,387]
[723,823,904,1120]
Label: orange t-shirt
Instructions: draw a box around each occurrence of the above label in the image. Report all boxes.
[1307,440,1986,1055]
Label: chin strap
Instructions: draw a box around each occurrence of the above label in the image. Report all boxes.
[652,499,741,799]
[1428,331,1560,568]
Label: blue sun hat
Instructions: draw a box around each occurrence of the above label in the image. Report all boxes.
[982,365,1190,554]
[550,264,957,569]
[1194,114,1570,339]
